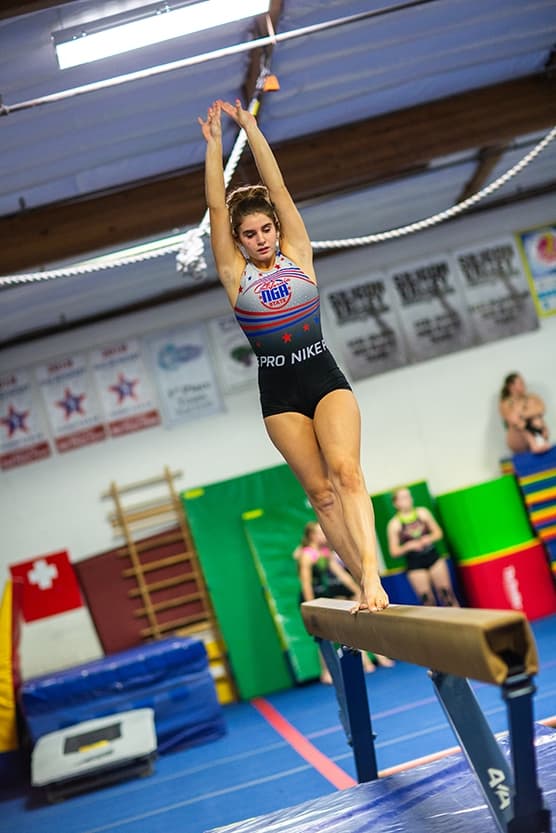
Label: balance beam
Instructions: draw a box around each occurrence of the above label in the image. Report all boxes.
[301,600,538,685]
[302,600,550,832]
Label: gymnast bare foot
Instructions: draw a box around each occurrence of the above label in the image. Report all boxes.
[361,653,376,674]
[374,654,395,668]
[351,577,389,614]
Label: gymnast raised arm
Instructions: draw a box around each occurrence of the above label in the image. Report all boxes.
[219,99,313,273]
[197,101,243,303]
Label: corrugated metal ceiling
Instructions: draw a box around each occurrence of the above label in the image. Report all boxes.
[0,0,555,346]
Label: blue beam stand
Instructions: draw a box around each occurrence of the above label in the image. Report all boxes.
[502,671,551,833]
[431,671,551,833]
[317,638,378,783]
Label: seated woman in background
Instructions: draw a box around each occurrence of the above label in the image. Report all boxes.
[295,522,394,683]
[499,372,550,454]
[386,488,459,607]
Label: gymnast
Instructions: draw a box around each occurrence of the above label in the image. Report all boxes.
[499,372,550,454]
[386,487,459,607]
[199,99,388,613]
[295,521,394,682]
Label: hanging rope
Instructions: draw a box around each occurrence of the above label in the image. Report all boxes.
[1,124,554,289]
[311,124,556,249]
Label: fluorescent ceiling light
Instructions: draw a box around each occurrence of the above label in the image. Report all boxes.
[53,0,270,69]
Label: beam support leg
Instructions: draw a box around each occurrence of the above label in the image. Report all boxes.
[502,671,551,833]
[318,639,378,783]
[431,671,550,833]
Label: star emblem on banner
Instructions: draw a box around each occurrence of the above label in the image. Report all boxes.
[56,388,86,420]
[109,373,138,403]
[1,404,30,437]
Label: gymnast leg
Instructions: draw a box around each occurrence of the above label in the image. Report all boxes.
[429,559,460,606]
[264,391,388,612]
[265,409,366,577]
[313,390,387,612]
[405,568,436,606]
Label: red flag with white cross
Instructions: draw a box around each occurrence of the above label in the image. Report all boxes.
[9,550,83,622]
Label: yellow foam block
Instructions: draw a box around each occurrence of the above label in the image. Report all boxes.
[205,640,223,661]
[215,678,235,705]
[0,581,18,752]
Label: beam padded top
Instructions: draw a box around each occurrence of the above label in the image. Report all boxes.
[301,600,538,685]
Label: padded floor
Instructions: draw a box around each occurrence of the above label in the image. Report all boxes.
[2,615,555,833]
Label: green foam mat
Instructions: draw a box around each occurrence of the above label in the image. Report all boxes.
[242,506,320,683]
[436,475,533,562]
[371,481,447,572]
[182,464,308,699]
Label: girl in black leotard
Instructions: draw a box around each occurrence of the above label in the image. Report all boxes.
[295,521,360,604]
[386,488,459,607]
[294,522,394,682]
[199,99,388,614]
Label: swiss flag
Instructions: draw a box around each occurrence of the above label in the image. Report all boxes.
[9,550,83,622]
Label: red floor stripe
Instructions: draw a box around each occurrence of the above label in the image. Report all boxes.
[251,697,356,790]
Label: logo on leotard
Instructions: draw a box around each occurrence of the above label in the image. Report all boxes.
[256,278,291,309]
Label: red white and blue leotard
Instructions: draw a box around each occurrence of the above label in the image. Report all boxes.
[234,252,351,418]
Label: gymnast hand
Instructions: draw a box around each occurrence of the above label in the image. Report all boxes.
[198,101,223,142]
[219,99,257,131]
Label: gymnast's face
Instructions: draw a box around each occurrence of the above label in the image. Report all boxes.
[312,524,327,547]
[393,489,413,513]
[237,213,278,267]
[509,374,525,397]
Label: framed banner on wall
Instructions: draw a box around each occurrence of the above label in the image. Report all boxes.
[454,236,538,342]
[322,272,408,380]
[515,223,556,317]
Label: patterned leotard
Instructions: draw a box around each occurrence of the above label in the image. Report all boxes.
[234,252,351,418]
[298,546,348,601]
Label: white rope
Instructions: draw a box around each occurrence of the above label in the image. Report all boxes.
[1,125,554,288]
[0,237,184,286]
[311,125,556,249]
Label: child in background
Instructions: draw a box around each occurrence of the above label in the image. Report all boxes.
[295,522,394,683]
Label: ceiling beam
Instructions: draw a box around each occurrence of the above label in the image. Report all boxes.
[3,177,555,352]
[2,73,555,275]
[456,143,510,204]
[0,1,75,20]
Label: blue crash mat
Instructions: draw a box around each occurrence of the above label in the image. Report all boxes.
[207,724,555,833]
[20,636,225,753]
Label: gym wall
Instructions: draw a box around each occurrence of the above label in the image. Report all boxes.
[1,192,554,677]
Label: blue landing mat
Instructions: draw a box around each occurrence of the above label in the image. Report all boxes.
[208,725,555,833]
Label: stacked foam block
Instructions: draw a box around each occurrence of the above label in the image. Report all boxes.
[436,475,556,619]
[512,446,556,574]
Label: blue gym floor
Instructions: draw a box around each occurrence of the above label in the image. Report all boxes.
[2,614,555,833]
